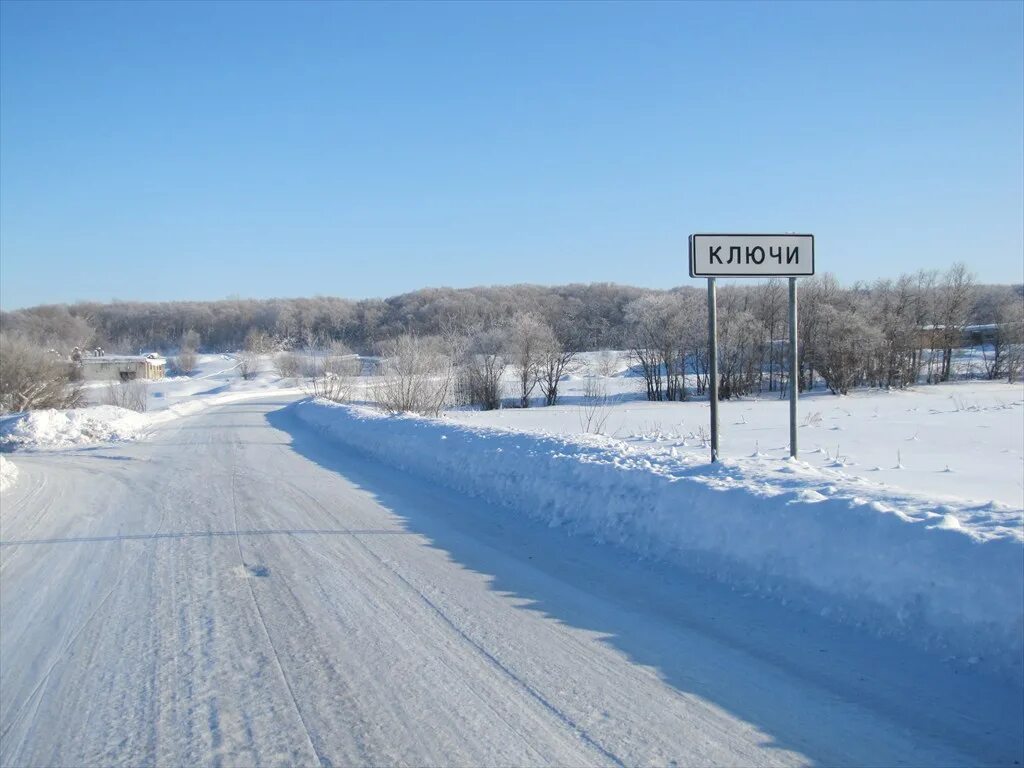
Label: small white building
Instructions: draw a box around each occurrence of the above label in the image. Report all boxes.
[78,353,166,382]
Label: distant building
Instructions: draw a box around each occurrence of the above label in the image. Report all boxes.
[78,352,166,382]
[916,323,1020,349]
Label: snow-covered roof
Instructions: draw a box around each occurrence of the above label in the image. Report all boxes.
[81,354,166,365]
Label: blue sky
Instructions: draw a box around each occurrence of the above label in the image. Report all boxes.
[1,1,1021,309]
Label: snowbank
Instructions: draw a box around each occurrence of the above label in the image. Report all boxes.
[294,399,1024,678]
[0,455,17,492]
[0,406,150,450]
[0,384,305,452]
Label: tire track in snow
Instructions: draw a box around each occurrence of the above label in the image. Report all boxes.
[273,466,625,768]
[227,446,325,767]
[0,495,170,757]
[265,474,551,766]
[0,471,53,577]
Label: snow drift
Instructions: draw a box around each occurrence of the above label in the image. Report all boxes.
[294,399,1024,678]
[0,406,150,450]
[0,455,17,492]
[0,384,304,452]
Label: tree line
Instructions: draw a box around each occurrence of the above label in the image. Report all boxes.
[1,266,1022,414]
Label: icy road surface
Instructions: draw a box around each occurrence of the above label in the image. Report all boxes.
[1,398,1021,767]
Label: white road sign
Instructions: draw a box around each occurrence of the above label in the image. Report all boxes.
[689,234,814,277]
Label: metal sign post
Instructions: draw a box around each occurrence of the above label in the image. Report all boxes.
[788,276,798,459]
[707,276,719,462]
[689,233,814,463]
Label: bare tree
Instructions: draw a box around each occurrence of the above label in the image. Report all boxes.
[537,330,578,406]
[594,349,618,378]
[509,313,554,408]
[460,325,509,410]
[273,351,301,379]
[1,307,95,353]
[102,379,148,412]
[237,353,259,380]
[0,333,84,413]
[244,328,274,355]
[578,375,611,434]
[715,298,760,400]
[911,269,940,383]
[625,295,668,401]
[981,296,1024,381]
[237,328,273,380]
[677,291,709,396]
[936,263,975,381]
[373,334,452,416]
[754,279,786,391]
[813,306,883,395]
[796,274,840,392]
[174,329,201,375]
[302,342,361,401]
[871,276,919,388]
[174,349,198,376]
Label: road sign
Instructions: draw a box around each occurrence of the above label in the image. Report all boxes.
[690,233,814,462]
[689,234,814,278]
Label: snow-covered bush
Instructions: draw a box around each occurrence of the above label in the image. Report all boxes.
[273,351,301,379]
[102,379,148,412]
[0,455,18,492]
[0,332,84,413]
[302,342,360,402]
[373,334,452,416]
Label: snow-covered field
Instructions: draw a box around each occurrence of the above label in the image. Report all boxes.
[449,352,1024,511]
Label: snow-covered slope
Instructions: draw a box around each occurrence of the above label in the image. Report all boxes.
[294,399,1024,679]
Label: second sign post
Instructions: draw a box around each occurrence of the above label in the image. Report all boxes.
[689,233,815,462]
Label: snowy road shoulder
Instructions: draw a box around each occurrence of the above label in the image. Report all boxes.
[0,455,17,492]
[0,387,304,451]
[293,398,1024,681]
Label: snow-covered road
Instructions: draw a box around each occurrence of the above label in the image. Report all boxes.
[1,398,1021,767]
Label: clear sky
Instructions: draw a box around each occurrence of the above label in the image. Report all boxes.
[1,0,1021,309]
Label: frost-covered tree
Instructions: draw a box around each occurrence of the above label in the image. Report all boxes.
[935,263,975,381]
[175,329,201,375]
[981,295,1024,381]
[754,279,786,392]
[537,325,578,407]
[508,313,551,408]
[374,334,452,416]
[460,325,509,410]
[812,306,883,395]
[0,332,84,413]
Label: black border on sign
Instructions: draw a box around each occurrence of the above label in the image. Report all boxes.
[688,233,815,278]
